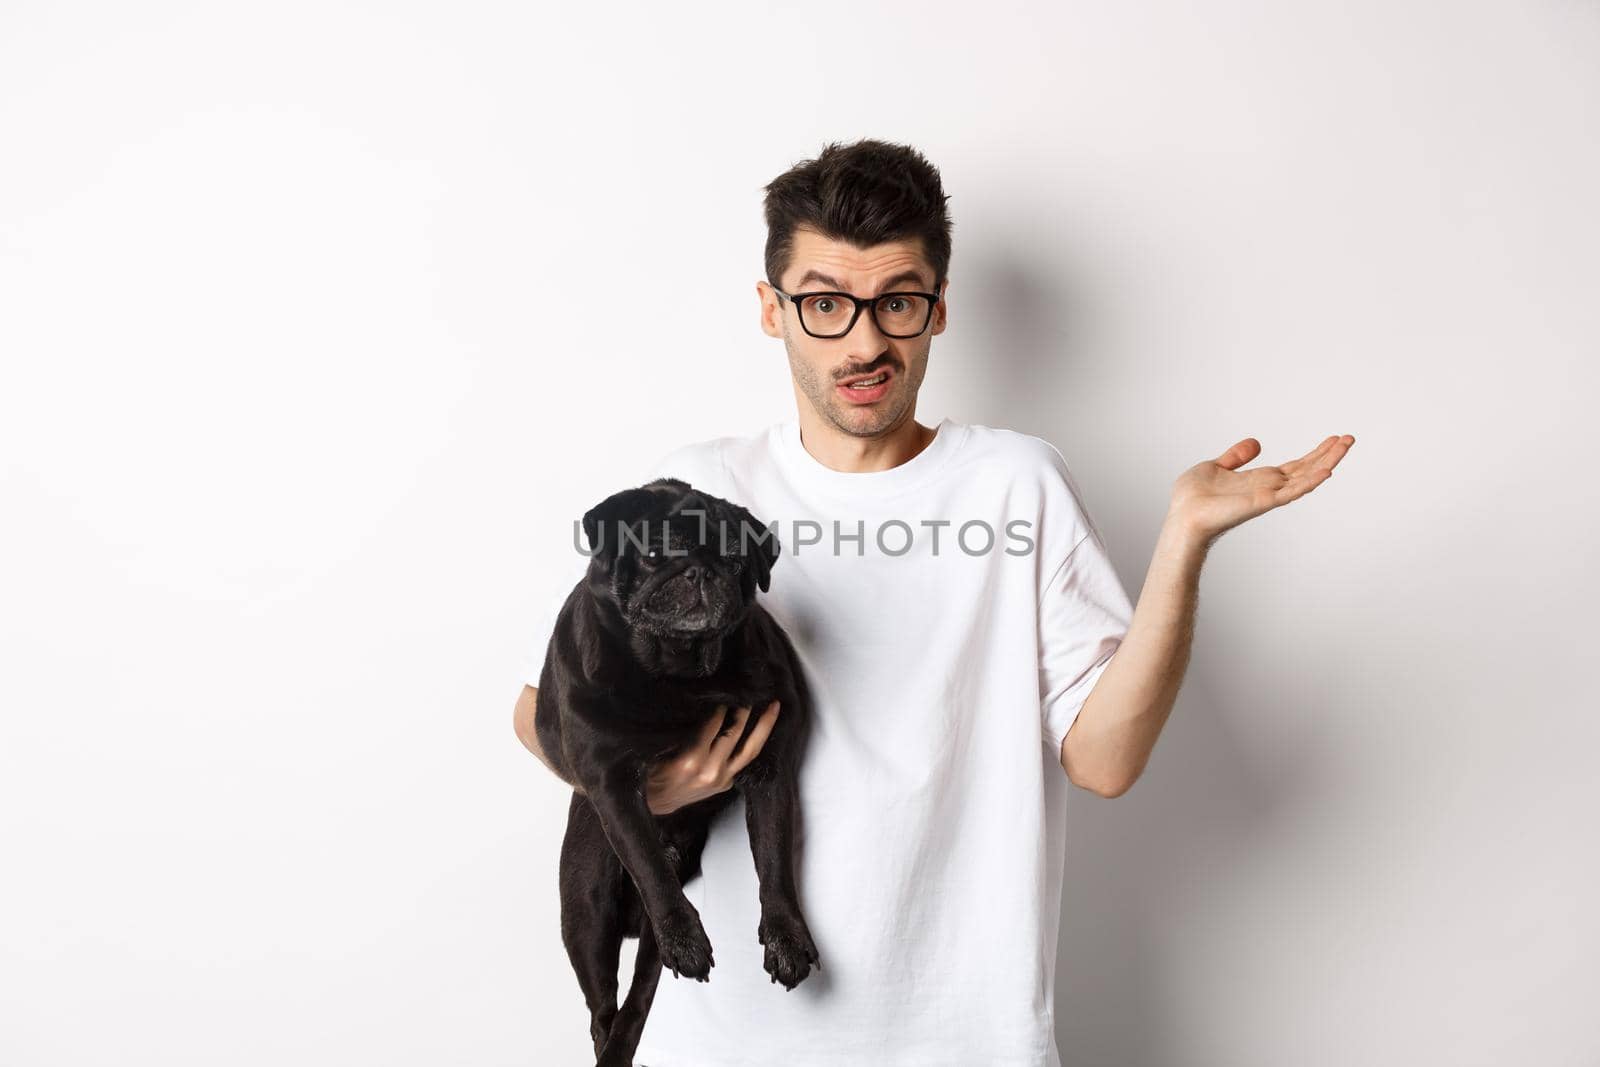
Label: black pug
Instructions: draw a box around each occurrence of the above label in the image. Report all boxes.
[535,477,821,1066]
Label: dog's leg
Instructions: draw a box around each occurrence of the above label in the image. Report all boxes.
[582,764,715,982]
[742,771,821,990]
[559,798,626,1055]
[595,910,663,1067]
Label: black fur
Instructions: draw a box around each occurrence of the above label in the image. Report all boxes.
[536,478,820,1066]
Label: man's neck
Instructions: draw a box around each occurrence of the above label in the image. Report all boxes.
[793,410,936,474]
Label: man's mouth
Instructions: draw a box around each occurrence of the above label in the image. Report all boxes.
[844,371,888,388]
[837,366,894,403]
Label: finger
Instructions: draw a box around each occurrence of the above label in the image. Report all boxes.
[707,704,754,761]
[1284,448,1347,492]
[1273,466,1333,504]
[1317,435,1354,473]
[1212,438,1261,470]
[696,704,734,747]
[1278,436,1338,476]
[1282,435,1351,477]
[727,700,781,773]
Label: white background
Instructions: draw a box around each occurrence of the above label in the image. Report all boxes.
[2,2,1596,1064]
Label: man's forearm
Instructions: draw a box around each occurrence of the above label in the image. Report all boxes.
[1061,514,1208,796]
[513,685,585,795]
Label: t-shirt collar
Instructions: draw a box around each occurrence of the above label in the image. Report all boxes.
[772,415,966,500]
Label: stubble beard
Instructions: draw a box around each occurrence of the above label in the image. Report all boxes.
[782,321,923,440]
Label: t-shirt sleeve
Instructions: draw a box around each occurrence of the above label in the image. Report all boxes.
[1038,526,1135,749]
[519,442,721,689]
[1033,442,1135,750]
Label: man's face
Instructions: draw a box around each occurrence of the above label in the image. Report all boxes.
[759,226,948,439]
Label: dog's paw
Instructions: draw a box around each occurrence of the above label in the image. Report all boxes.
[758,911,821,990]
[655,908,715,982]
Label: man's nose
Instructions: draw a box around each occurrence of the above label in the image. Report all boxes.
[838,304,889,360]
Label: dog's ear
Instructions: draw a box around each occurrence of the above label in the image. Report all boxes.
[722,501,780,593]
[582,479,689,562]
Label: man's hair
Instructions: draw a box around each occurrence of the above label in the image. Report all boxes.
[762,138,953,294]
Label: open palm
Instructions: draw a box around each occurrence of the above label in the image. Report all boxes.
[1170,434,1355,542]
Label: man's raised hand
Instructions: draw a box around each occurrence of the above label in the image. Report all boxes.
[1168,434,1355,544]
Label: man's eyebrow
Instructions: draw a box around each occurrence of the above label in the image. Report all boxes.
[793,268,929,293]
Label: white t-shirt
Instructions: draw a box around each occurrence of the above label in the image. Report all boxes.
[523,416,1134,1067]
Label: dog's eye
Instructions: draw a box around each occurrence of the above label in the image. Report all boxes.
[729,558,743,572]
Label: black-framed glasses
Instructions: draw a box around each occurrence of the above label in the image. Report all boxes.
[770,284,942,339]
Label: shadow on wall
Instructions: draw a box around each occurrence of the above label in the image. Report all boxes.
[954,232,1337,1063]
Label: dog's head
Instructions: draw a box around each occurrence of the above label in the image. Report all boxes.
[581,478,779,649]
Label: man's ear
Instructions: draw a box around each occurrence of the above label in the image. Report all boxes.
[581,479,689,562]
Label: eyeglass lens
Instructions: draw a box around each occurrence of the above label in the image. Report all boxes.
[797,294,933,338]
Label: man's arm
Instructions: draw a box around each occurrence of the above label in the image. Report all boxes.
[513,685,784,814]
[512,685,586,795]
[1062,433,1353,797]
[1060,518,1203,797]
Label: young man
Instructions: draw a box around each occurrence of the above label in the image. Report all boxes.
[513,138,1353,1065]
